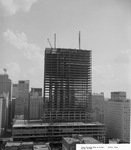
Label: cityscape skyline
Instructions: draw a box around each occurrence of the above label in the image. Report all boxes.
[0,0,131,98]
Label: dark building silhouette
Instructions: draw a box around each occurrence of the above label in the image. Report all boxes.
[0,74,12,127]
[43,48,92,122]
[15,80,29,120]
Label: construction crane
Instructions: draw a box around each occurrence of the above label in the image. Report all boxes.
[47,38,52,48]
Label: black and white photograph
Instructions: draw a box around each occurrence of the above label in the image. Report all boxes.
[0,0,131,149]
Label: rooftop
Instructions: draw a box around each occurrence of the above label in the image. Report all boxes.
[5,142,21,147]
[64,137,101,144]
[13,120,104,128]
[34,145,49,150]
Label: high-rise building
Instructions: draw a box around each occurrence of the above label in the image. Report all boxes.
[12,47,106,143]
[15,80,29,119]
[43,48,92,123]
[29,88,43,119]
[12,84,18,121]
[0,93,10,133]
[0,94,3,135]
[12,84,18,99]
[105,92,130,142]
[0,74,12,99]
[0,74,12,126]
[92,93,105,123]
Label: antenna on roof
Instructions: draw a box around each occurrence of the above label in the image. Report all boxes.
[47,38,52,48]
[54,34,56,49]
[3,68,7,74]
[79,31,81,49]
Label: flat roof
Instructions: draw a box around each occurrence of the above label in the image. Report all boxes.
[45,47,91,51]
[64,137,80,144]
[64,137,101,144]
[21,142,33,145]
[83,137,102,144]
[5,142,21,147]
[34,144,49,150]
[13,120,104,128]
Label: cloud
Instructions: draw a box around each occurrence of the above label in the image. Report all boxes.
[0,0,38,16]
[114,49,131,83]
[114,49,131,64]
[3,29,43,61]
[92,64,114,80]
[92,62,131,97]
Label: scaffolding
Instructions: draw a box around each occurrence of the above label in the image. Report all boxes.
[43,48,92,123]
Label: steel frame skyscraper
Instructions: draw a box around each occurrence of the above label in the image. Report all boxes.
[43,48,92,123]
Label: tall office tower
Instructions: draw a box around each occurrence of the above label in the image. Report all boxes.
[0,94,3,135]
[92,93,105,123]
[0,74,12,126]
[0,93,9,132]
[0,74,12,99]
[12,84,18,99]
[15,80,29,119]
[105,92,130,142]
[43,48,92,123]
[12,84,18,120]
[29,88,43,119]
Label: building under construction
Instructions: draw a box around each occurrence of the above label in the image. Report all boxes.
[43,48,92,123]
[12,48,106,144]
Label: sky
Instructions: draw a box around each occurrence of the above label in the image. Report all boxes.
[0,0,131,98]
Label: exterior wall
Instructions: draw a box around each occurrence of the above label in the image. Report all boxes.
[0,96,3,135]
[11,98,16,120]
[104,101,110,139]
[0,74,12,126]
[62,136,101,150]
[92,93,105,123]
[111,92,126,101]
[12,122,105,143]
[0,93,10,130]
[62,137,80,150]
[15,98,24,116]
[12,84,18,99]
[44,48,92,123]
[29,88,43,120]
[0,74,12,99]
[105,92,130,142]
[130,100,131,144]
[15,80,29,119]
[30,96,43,119]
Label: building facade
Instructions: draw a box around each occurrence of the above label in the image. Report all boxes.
[62,136,102,150]
[0,94,3,135]
[0,74,12,99]
[12,120,105,143]
[92,93,105,123]
[105,92,130,142]
[29,88,43,120]
[15,80,29,119]
[0,93,10,134]
[43,48,92,123]
[0,74,12,126]
[12,84,18,99]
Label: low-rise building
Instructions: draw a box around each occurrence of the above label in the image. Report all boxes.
[5,142,21,150]
[33,144,50,150]
[12,120,106,143]
[62,136,102,150]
